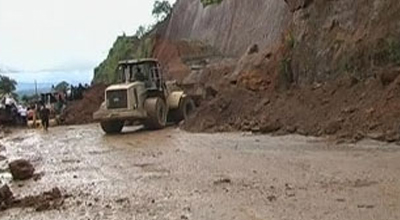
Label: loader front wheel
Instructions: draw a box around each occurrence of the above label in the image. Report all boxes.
[169,97,196,123]
[100,120,124,134]
[144,97,167,129]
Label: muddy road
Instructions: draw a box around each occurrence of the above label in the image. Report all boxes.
[0,124,399,220]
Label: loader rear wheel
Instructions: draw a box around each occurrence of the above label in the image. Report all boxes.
[169,97,196,123]
[100,120,124,134]
[144,97,167,129]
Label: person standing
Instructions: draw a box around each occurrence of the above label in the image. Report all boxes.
[40,105,50,131]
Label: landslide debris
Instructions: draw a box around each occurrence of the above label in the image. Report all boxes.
[62,83,107,125]
[9,159,35,181]
[0,185,64,212]
[179,0,400,142]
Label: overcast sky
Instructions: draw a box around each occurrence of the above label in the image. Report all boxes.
[0,0,175,83]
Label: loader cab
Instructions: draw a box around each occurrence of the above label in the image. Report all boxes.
[117,59,164,91]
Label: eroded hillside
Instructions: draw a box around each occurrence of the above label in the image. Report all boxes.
[94,0,400,141]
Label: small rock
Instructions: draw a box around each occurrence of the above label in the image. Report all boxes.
[181,215,189,220]
[324,120,342,135]
[247,44,259,55]
[267,195,277,202]
[33,173,44,181]
[213,178,232,185]
[0,155,6,161]
[286,193,296,197]
[9,159,35,180]
[261,98,270,106]
[285,183,294,190]
[341,106,357,114]
[0,185,13,203]
[358,204,375,209]
[35,202,50,212]
[115,198,129,203]
[260,122,281,134]
[367,132,385,141]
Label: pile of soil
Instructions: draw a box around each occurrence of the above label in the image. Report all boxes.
[182,44,400,142]
[62,84,107,125]
[184,71,400,142]
[0,186,64,212]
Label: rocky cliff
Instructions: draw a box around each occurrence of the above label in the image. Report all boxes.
[162,0,290,56]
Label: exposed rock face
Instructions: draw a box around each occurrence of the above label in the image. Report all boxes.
[162,0,291,56]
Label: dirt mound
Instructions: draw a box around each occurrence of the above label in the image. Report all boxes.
[184,72,400,142]
[0,186,64,212]
[62,84,107,125]
[9,159,35,180]
[14,187,64,212]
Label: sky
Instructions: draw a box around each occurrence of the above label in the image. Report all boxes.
[0,0,176,84]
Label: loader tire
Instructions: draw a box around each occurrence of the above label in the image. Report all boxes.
[169,97,195,123]
[144,97,167,129]
[100,120,124,134]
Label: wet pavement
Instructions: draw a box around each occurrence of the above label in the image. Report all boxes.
[0,124,399,220]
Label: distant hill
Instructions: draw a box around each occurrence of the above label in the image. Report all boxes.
[16,82,53,96]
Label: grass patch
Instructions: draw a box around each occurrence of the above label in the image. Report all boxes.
[201,0,224,7]
[373,38,400,66]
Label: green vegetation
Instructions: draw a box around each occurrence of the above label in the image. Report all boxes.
[373,38,400,66]
[279,56,293,88]
[201,0,224,7]
[152,0,172,21]
[93,0,173,84]
[285,32,296,49]
[93,35,140,84]
[0,75,17,94]
[54,81,69,92]
[339,38,400,76]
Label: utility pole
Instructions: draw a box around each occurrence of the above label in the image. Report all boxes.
[35,80,38,99]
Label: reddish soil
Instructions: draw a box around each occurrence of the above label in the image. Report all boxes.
[182,41,400,142]
[62,84,107,125]
[184,72,400,142]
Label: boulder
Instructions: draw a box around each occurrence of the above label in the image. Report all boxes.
[0,184,13,203]
[9,159,35,180]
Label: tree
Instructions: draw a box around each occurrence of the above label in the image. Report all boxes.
[152,0,172,21]
[55,81,70,92]
[0,75,17,94]
[21,95,29,103]
[135,25,146,39]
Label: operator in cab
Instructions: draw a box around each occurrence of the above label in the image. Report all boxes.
[135,67,146,82]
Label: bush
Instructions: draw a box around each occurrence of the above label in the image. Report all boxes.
[201,0,224,7]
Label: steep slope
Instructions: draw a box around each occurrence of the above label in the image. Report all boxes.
[162,0,290,56]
